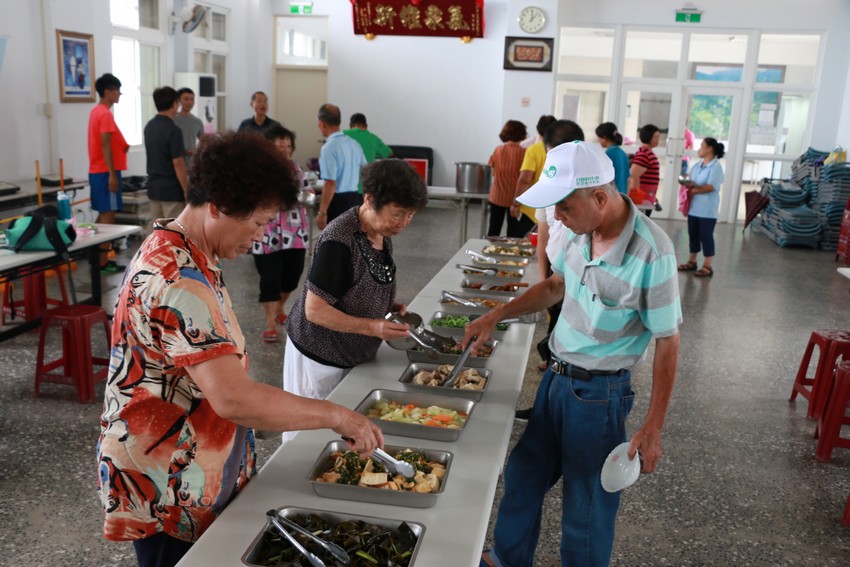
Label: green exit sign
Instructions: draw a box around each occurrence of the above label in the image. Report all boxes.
[676,11,702,23]
[290,2,313,15]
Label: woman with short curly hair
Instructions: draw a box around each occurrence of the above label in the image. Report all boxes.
[97,131,383,567]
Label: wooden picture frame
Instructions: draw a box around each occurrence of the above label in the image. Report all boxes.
[56,30,95,102]
[503,36,554,72]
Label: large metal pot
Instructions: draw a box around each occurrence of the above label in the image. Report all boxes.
[455,162,492,194]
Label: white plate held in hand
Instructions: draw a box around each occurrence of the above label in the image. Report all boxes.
[600,442,641,493]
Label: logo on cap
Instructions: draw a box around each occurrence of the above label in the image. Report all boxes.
[544,165,557,178]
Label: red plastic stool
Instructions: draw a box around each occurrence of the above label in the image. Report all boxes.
[1,269,69,326]
[34,304,110,402]
[789,330,850,420]
[815,360,850,463]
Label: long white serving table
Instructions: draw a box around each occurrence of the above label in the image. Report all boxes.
[427,186,490,248]
[0,223,141,340]
[177,239,540,567]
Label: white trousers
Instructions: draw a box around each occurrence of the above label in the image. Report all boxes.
[281,338,350,444]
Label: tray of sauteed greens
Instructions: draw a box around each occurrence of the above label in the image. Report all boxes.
[428,311,510,340]
[242,505,425,566]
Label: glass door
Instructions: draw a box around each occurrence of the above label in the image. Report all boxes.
[618,84,681,219]
[618,84,742,221]
[677,86,742,223]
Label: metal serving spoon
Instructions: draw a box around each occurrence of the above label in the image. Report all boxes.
[266,510,326,567]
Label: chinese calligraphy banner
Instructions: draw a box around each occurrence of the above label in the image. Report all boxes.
[352,0,485,39]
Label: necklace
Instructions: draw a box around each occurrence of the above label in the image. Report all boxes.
[172,217,198,249]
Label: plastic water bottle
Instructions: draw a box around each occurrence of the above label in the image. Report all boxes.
[57,190,71,220]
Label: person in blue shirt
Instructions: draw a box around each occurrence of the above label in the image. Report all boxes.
[677,137,725,277]
[595,122,630,194]
[315,103,368,230]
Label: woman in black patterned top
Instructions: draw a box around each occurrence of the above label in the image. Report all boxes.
[282,160,428,438]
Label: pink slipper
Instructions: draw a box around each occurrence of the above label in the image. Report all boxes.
[262,329,279,343]
[275,313,288,325]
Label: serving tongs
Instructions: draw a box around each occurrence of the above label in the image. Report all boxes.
[441,290,479,308]
[275,512,351,565]
[442,337,477,388]
[266,510,328,567]
[338,437,416,479]
[456,263,498,276]
[371,447,417,478]
[465,248,498,264]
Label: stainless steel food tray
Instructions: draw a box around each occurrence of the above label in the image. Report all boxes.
[306,440,453,508]
[405,339,499,368]
[354,388,476,441]
[485,236,534,248]
[459,278,523,297]
[428,310,509,340]
[480,245,536,260]
[471,257,530,268]
[439,290,513,314]
[241,505,426,566]
[457,265,525,283]
[398,362,492,401]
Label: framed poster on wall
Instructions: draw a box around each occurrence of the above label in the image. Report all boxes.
[503,36,554,72]
[56,29,95,102]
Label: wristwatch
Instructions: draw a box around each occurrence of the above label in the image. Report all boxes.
[317,211,327,217]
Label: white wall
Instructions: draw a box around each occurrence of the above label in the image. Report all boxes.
[0,0,276,181]
[1,0,848,187]
[0,0,111,181]
[836,63,850,148]
[281,0,513,187]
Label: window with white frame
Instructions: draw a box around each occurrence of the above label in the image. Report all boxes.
[109,0,162,145]
[193,5,229,129]
[274,16,328,67]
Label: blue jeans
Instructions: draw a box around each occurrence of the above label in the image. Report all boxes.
[491,369,634,567]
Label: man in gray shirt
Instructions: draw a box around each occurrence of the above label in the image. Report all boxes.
[174,87,204,165]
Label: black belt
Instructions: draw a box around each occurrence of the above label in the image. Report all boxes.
[549,357,623,381]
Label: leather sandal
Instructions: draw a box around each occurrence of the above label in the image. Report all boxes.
[694,266,714,277]
[677,261,697,271]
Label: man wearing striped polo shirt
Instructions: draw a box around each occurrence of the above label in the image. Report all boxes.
[469,141,681,567]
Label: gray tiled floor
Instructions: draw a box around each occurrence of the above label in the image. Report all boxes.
[1,204,849,566]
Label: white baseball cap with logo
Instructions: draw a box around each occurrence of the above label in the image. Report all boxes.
[517,140,616,208]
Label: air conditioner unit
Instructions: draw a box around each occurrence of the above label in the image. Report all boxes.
[174,72,217,133]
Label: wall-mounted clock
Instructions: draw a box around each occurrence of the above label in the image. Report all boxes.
[518,6,546,34]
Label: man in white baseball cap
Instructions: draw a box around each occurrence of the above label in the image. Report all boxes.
[517,140,616,208]
[468,140,682,567]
